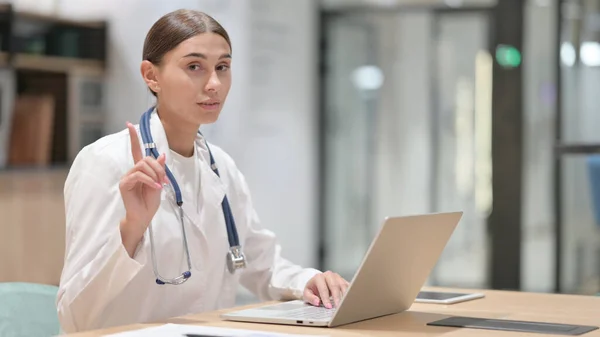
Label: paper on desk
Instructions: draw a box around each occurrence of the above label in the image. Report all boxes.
[103,323,330,337]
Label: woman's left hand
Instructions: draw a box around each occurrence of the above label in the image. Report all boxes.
[303,271,350,309]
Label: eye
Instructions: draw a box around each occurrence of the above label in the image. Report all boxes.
[188,64,201,71]
[216,64,230,72]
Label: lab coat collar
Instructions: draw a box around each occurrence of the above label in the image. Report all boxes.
[148,108,227,231]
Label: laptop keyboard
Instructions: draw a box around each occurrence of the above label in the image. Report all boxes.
[276,306,336,320]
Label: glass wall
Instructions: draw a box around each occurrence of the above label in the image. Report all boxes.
[321,0,600,295]
[521,0,558,294]
[557,0,600,294]
[322,12,378,280]
[321,7,493,289]
[431,11,491,288]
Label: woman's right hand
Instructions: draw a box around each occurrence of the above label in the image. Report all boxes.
[119,122,168,256]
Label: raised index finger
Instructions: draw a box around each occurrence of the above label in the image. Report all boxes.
[127,122,143,164]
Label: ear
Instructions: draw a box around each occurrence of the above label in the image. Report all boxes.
[140,60,161,94]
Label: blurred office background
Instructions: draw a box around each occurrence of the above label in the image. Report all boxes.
[0,0,599,308]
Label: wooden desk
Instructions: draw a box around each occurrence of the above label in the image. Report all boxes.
[65,288,600,336]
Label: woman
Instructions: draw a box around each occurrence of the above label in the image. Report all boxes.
[56,9,348,333]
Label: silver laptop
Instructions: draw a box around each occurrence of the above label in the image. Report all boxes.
[221,211,462,328]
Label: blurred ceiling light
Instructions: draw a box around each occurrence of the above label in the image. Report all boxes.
[560,42,576,66]
[352,65,384,91]
[444,0,464,8]
[580,41,600,66]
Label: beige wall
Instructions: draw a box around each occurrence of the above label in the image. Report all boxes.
[0,169,67,285]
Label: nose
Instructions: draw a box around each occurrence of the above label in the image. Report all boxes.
[205,70,221,92]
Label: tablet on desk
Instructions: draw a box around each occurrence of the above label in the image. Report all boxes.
[427,316,599,335]
[415,291,485,304]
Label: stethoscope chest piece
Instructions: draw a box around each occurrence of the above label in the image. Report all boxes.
[226,245,247,274]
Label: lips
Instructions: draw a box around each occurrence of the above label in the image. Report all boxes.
[198,100,221,110]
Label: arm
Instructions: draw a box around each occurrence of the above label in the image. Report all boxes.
[56,148,147,333]
[233,170,322,301]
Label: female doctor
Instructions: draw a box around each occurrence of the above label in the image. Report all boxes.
[56,9,348,333]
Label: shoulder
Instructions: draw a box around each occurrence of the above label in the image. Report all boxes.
[66,128,135,187]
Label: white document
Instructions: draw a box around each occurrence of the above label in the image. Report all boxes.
[103,323,329,337]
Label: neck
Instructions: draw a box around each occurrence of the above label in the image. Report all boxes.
[156,105,198,158]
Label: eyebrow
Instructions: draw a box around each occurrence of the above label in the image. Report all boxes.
[182,52,232,60]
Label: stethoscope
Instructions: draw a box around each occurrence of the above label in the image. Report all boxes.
[139,106,247,285]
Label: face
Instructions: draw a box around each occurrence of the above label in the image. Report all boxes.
[142,32,232,127]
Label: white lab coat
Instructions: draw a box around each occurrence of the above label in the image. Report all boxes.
[56,109,321,333]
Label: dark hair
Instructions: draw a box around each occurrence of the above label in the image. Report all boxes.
[142,9,232,96]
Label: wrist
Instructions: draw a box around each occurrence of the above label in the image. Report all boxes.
[120,218,145,257]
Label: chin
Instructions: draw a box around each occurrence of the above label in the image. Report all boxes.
[197,110,221,125]
[203,116,220,125]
